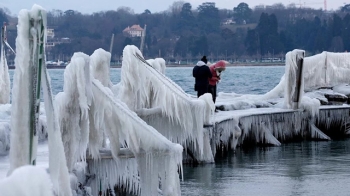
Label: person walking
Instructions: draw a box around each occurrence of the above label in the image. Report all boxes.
[208,60,226,104]
[193,56,212,98]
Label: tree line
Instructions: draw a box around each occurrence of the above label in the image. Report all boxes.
[2,2,350,64]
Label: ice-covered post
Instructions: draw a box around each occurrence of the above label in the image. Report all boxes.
[0,23,11,104]
[10,6,73,195]
[285,49,305,109]
[9,4,45,171]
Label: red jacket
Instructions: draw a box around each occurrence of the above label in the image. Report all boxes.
[209,60,226,86]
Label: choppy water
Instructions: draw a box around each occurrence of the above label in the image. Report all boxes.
[8,66,350,195]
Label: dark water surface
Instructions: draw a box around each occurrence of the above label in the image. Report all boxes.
[181,140,350,196]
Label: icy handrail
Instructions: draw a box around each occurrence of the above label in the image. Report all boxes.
[133,52,191,101]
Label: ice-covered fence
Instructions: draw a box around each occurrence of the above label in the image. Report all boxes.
[304,52,350,91]
[57,49,183,196]
[117,45,215,163]
[276,51,350,99]
[258,50,350,110]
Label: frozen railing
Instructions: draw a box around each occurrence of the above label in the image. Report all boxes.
[56,48,183,196]
[303,51,350,91]
[116,45,215,163]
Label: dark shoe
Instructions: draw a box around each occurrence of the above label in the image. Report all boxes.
[203,124,213,128]
[216,105,225,111]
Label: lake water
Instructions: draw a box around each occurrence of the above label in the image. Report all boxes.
[7,66,350,195]
[9,66,283,96]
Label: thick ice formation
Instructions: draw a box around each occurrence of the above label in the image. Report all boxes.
[214,50,350,149]
[0,166,54,196]
[8,4,48,175]
[303,52,350,90]
[0,103,49,154]
[117,45,214,162]
[55,48,183,195]
[218,51,350,111]
[90,48,112,88]
[7,5,72,196]
[55,52,92,171]
[42,60,72,196]
[146,58,166,74]
[0,104,11,155]
[88,48,111,159]
[91,79,183,195]
[284,49,305,109]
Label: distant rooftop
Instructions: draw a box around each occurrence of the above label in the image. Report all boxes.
[123,24,143,32]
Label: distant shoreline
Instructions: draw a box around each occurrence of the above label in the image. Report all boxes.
[8,63,284,69]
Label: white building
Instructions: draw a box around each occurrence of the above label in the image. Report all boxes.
[47,28,55,39]
[123,25,144,37]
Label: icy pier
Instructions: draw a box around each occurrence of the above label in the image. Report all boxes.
[209,106,350,153]
[184,49,350,163]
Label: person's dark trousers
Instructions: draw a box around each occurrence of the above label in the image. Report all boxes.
[208,85,217,103]
[197,86,207,98]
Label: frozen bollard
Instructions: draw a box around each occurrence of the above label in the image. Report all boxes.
[285,49,305,109]
[292,50,305,109]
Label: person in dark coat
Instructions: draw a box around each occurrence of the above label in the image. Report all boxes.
[193,56,212,98]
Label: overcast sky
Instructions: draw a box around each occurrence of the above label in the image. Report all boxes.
[1,0,346,15]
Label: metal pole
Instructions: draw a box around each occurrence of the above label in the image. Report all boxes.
[29,11,45,165]
[109,33,114,54]
[140,24,147,53]
[292,51,305,110]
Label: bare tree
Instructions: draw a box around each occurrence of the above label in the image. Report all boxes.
[117,6,135,14]
[167,1,185,15]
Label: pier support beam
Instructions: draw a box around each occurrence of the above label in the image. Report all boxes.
[310,123,331,140]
